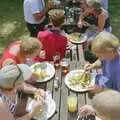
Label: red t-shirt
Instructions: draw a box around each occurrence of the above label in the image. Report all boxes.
[0,41,21,68]
[35,29,67,61]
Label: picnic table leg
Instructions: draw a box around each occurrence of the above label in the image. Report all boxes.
[76,44,79,61]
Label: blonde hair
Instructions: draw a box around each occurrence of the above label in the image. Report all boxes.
[92,90,120,120]
[48,9,65,27]
[92,31,120,54]
[20,37,42,55]
[86,0,102,9]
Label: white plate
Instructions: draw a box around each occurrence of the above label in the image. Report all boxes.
[64,69,95,92]
[31,62,55,82]
[27,98,56,120]
[67,33,85,44]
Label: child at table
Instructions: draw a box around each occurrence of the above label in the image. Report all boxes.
[36,9,67,61]
[84,31,120,93]
[79,90,120,120]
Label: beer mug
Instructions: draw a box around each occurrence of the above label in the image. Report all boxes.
[60,58,69,75]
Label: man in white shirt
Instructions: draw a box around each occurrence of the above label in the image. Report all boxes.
[24,0,54,37]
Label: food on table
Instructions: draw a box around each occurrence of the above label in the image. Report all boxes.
[69,72,91,88]
[67,33,82,41]
[32,63,49,80]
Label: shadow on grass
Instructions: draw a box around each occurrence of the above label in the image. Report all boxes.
[0,0,29,51]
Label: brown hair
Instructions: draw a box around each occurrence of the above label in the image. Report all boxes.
[48,9,65,27]
[20,37,42,55]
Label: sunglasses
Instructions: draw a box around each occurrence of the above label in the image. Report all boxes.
[13,64,23,86]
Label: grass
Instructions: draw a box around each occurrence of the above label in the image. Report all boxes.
[0,0,28,52]
[0,0,120,52]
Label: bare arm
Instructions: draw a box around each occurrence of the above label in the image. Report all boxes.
[78,8,92,27]
[97,13,106,32]
[33,2,54,21]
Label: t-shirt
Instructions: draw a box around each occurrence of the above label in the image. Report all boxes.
[24,0,45,24]
[101,56,120,91]
[0,41,21,68]
[35,28,67,61]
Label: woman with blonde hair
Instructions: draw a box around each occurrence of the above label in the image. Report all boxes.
[78,0,111,51]
[84,31,120,93]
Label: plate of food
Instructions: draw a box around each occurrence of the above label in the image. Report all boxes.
[27,98,56,120]
[67,33,86,44]
[65,69,95,92]
[31,62,55,82]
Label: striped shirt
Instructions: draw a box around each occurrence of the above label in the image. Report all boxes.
[0,93,18,113]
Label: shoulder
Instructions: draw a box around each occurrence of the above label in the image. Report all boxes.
[99,9,108,18]
[38,30,51,39]
[2,58,16,67]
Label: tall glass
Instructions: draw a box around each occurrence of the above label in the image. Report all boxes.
[53,52,60,69]
[60,58,69,75]
[67,96,77,112]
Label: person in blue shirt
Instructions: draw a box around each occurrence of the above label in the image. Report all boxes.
[84,31,120,93]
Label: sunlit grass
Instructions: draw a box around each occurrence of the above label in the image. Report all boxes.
[0,21,18,36]
[0,0,120,53]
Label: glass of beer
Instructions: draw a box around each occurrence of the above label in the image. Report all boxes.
[67,96,77,112]
[53,52,60,69]
[60,58,69,75]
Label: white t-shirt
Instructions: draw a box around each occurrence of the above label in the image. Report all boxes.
[24,0,45,24]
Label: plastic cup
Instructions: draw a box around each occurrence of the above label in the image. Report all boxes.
[67,96,77,112]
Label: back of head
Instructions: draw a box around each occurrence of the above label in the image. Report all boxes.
[48,9,65,27]
[92,90,120,120]
[0,64,32,90]
[92,31,120,54]
[86,0,102,9]
[20,37,42,55]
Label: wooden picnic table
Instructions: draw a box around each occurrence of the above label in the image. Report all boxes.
[32,46,93,120]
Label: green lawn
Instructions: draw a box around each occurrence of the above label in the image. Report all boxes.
[0,0,120,52]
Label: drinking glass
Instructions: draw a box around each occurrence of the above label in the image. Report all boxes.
[67,96,77,112]
[53,52,60,69]
[60,58,69,75]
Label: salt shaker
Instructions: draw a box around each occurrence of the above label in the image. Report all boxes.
[54,77,59,90]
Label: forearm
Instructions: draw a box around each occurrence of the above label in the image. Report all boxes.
[33,7,49,21]
[22,82,37,94]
